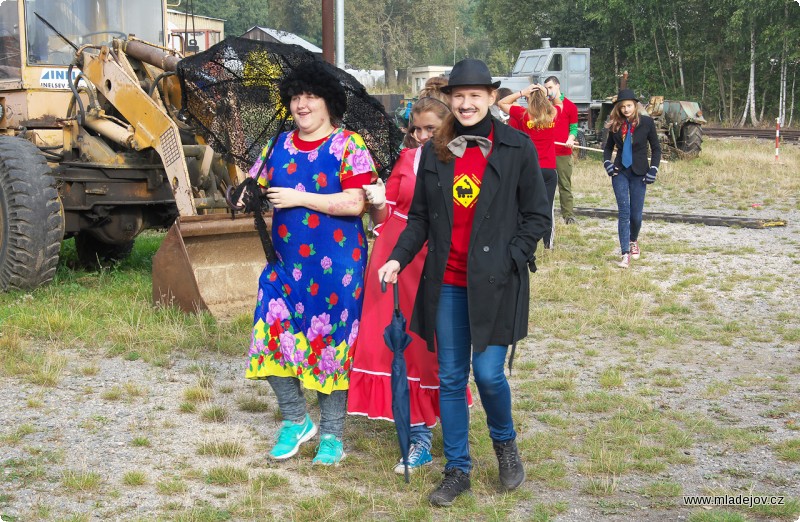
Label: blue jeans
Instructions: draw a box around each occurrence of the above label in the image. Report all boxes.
[410,424,432,450]
[611,168,647,254]
[435,284,516,473]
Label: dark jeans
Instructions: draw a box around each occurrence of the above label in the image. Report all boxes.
[541,167,557,248]
[435,284,515,473]
[611,168,647,254]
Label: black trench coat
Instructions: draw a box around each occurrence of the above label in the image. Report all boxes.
[389,120,552,353]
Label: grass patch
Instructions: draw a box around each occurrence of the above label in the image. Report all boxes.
[642,480,682,498]
[0,424,36,445]
[200,405,228,423]
[156,477,188,495]
[236,397,270,413]
[688,511,747,522]
[598,367,625,389]
[197,441,245,458]
[205,465,248,486]
[774,438,800,462]
[122,471,147,486]
[131,436,151,447]
[184,386,213,403]
[61,469,102,492]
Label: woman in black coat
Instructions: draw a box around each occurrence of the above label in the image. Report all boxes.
[602,89,662,268]
[378,59,551,507]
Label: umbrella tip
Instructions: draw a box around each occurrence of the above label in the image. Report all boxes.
[404,465,410,483]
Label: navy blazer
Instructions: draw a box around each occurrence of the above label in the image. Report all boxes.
[603,115,662,176]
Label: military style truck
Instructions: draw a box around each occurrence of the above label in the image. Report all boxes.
[493,38,706,158]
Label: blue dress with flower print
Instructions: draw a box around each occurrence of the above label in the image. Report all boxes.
[245,128,377,393]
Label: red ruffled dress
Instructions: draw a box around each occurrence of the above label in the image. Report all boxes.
[348,147,473,427]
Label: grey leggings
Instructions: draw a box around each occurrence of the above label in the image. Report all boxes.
[266,376,347,439]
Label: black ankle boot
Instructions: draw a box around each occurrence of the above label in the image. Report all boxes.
[428,467,471,507]
[493,438,525,490]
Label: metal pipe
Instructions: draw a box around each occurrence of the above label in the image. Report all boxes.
[123,40,181,72]
[84,114,137,148]
[335,0,344,69]
[322,0,334,65]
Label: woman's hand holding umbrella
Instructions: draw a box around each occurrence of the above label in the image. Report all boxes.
[378,260,401,284]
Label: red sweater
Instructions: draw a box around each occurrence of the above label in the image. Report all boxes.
[508,105,556,169]
[443,138,491,286]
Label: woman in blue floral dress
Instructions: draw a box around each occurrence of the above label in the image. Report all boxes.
[245,61,377,465]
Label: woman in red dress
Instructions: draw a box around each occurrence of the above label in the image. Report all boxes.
[347,82,469,474]
[498,85,558,248]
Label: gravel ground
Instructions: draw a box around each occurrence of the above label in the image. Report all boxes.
[1,204,798,521]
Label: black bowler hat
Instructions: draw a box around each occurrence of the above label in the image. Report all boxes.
[614,88,640,104]
[441,59,501,94]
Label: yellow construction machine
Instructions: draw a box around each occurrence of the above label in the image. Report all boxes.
[0,0,265,317]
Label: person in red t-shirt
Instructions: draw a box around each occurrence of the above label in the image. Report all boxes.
[497,84,558,248]
[378,59,551,507]
[544,76,579,224]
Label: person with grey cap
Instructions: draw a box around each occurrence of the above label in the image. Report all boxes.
[602,88,661,268]
[378,58,551,506]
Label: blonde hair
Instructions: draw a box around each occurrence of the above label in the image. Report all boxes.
[605,101,641,133]
[525,89,555,127]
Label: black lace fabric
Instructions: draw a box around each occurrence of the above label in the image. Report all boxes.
[177,37,403,180]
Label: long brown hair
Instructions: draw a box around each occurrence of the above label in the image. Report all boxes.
[525,89,555,127]
[404,79,451,148]
[605,101,641,133]
[432,85,495,162]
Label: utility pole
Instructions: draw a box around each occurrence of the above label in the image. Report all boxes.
[335,0,344,69]
[453,26,458,65]
[321,0,334,64]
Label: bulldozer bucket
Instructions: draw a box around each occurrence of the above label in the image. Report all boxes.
[152,213,270,319]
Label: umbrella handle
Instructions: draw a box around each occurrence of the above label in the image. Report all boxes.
[380,277,401,314]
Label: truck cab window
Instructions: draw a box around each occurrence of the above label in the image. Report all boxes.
[0,0,21,78]
[548,54,562,72]
[568,54,586,72]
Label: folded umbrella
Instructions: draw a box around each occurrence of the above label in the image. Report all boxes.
[381,279,412,483]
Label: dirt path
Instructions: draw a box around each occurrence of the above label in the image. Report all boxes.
[1,208,798,521]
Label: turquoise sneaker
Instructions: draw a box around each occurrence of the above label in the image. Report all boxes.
[312,434,346,465]
[269,414,317,460]
[394,442,433,474]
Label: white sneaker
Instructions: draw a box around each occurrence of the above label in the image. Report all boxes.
[617,253,630,269]
[630,241,640,260]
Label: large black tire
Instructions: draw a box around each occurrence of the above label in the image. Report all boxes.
[75,234,134,269]
[678,123,703,157]
[0,136,63,290]
[575,129,588,159]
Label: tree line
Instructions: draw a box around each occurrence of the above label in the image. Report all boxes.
[190,0,799,126]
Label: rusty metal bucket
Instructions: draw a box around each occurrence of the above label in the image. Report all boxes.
[152,213,270,319]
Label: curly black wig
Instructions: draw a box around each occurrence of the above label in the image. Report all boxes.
[279,60,347,120]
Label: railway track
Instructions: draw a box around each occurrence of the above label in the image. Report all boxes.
[703,126,800,141]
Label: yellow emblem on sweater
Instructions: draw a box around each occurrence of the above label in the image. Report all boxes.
[453,173,480,209]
